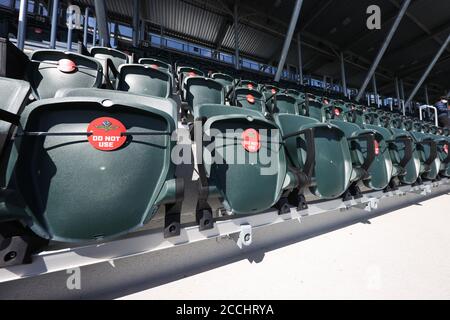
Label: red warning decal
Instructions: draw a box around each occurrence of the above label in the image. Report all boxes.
[444,144,449,154]
[241,129,261,153]
[334,108,341,117]
[374,140,380,156]
[149,64,159,69]
[247,83,254,89]
[87,117,127,151]
[247,94,255,104]
[58,59,77,73]
[271,88,277,94]
[188,71,197,77]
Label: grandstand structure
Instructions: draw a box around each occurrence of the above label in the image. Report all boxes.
[0,0,449,292]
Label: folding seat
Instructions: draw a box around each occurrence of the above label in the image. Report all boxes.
[138,57,172,73]
[238,80,258,91]
[231,86,267,114]
[116,64,172,98]
[260,84,280,101]
[407,120,439,181]
[430,127,450,178]
[90,47,129,85]
[184,76,224,115]
[0,78,31,158]
[274,113,369,200]
[307,97,391,192]
[356,111,415,189]
[27,50,103,99]
[269,93,300,115]
[177,66,204,98]
[193,104,312,221]
[211,73,234,94]
[0,88,183,244]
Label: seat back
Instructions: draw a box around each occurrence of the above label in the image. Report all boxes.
[261,85,279,101]
[239,80,258,90]
[275,114,352,198]
[196,104,288,214]
[211,73,234,88]
[90,47,129,71]
[0,78,31,160]
[233,87,266,114]
[116,64,172,98]
[178,67,204,97]
[3,92,177,242]
[27,50,103,99]
[139,58,172,73]
[272,94,299,115]
[185,77,224,113]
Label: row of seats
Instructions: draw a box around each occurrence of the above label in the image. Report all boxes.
[0,45,448,259]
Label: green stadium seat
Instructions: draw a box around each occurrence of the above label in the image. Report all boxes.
[27,50,103,99]
[116,64,172,98]
[138,57,172,73]
[0,89,183,242]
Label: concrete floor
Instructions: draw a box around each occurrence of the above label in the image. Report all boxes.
[119,193,450,300]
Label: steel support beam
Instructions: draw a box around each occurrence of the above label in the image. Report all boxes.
[92,18,97,46]
[17,0,28,50]
[274,0,304,82]
[400,79,405,101]
[395,77,401,105]
[233,2,240,70]
[372,75,378,106]
[355,0,411,101]
[49,0,59,49]
[83,7,89,47]
[340,52,347,97]
[424,85,429,105]
[406,33,450,105]
[94,0,110,47]
[67,22,73,51]
[297,33,303,84]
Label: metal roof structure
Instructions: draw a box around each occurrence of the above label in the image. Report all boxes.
[69,0,450,102]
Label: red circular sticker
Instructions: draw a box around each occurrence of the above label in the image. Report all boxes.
[246,94,255,104]
[444,144,449,154]
[87,117,127,151]
[374,140,380,156]
[241,129,261,153]
[58,59,77,73]
[271,88,277,94]
[334,108,341,117]
[247,84,254,89]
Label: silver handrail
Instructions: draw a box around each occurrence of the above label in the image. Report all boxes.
[419,105,438,127]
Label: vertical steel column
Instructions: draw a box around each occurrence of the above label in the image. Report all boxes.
[50,0,59,48]
[94,0,109,47]
[83,7,89,47]
[132,0,139,47]
[372,75,379,107]
[233,2,240,70]
[424,85,429,105]
[92,18,97,46]
[406,33,450,105]
[355,0,411,101]
[296,33,303,84]
[340,52,347,97]
[140,21,145,41]
[17,0,28,50]
[67,23,72,50]
[274,0,304,82]
[395,77,400,106]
